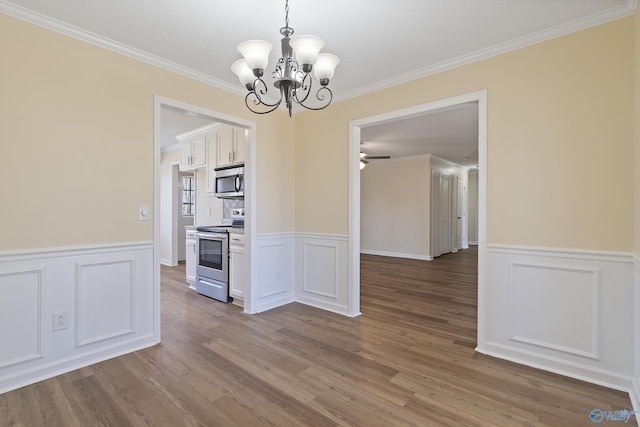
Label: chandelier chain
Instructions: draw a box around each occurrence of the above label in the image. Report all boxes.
[284,0,289,28]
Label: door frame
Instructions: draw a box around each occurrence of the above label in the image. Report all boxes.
[153,95,258,342]
[348,90,488,350]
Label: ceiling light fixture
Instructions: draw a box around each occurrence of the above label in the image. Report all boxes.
[231,0,340,117]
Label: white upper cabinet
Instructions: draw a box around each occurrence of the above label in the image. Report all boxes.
[217,126,246,167]
[178,134,207,171]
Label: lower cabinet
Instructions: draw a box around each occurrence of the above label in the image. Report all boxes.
[186,229,197,288]
[229,233,245,303]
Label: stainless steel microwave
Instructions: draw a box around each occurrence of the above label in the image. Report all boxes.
[213,164,244,199]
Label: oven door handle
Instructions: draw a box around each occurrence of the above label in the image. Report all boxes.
[234,174,243,192]
[197,233,227,240]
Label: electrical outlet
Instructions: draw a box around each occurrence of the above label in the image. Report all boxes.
[53,312,68,331]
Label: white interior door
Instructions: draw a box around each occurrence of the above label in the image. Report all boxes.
[439,175,452,254]
[431,170,441,258]
[178,172,194,261]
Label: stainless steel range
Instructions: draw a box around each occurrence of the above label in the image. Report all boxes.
[195,208,244,303]
[195,227,230,302]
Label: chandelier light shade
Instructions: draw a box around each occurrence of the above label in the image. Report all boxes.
[231,0,340,116]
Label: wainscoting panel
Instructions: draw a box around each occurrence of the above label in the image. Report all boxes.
[0,268,42,368]
[0,242,155,394]
[485,245,634,391]
[76,259,134,346]
[295,233,349,315]
[254,234,295,313]
[508,262,600,359]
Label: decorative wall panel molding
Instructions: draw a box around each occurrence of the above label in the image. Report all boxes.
[485,245,634,391]
[0,242,155,394]
[508,261,600,360]
[76,259,135,346]
[254,234,295,313]
[0,268,43,368]
[302,243,339,299]
[295,234,349,315]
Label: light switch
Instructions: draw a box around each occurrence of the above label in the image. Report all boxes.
[139,205,150,221]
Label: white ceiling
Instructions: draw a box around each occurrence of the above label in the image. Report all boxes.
[3,0,635,165]
[361,102,479,168]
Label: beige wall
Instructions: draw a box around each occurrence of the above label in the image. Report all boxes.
[0,14,295,251]
[295,16,635,251]
[2,12,635,253]
[360,157,430,256]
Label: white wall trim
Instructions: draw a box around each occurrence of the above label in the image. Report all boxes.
[360,249,432,261]
[254,233,295,314]
[488,244,633,263]
[484,244,635,395]
[485,341,633,393]
[295,233,352,317]
[0,242,155,394]
[160,258,177,267]
[507,261,601,360]
[0,267,43,369]
[75,258,135,347]
[631,377,640,415]
[0,241,153,261]
[0,333,155,394]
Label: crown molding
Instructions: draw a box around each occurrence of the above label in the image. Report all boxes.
[0,0,246,98]
[334,0,638,103]
[2,0,637,109]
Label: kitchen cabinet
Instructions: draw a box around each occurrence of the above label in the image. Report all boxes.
[179,135,206,171]
[186,228,197,288]
[217,126,245,167]
[229,233,245,303]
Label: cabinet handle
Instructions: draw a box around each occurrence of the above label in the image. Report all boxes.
[228,152,231,163]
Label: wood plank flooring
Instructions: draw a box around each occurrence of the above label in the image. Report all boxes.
[0,247,633,426]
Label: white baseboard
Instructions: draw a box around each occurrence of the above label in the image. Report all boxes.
[160,257,177,267]
[631,377,640,421]
[360,248,432,261]
[0,334,157,394]
[485,341,633,393]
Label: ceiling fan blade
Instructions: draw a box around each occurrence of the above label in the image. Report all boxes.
[365,155,390,160]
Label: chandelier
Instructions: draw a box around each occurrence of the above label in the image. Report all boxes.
[231,0,340,117]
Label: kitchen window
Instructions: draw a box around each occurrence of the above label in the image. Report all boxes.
[182,175,195,216]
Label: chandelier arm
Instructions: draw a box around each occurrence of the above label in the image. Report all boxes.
[292,72,313,105]
[243,77,284,114]
[244,92,283,114]
[251,78,282,108]
[296,86,334,111]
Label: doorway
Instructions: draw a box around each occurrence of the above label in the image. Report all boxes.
[349,90,488,350]
[153,96,258,341]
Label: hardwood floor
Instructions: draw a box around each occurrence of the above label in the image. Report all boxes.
[1,247,632,426]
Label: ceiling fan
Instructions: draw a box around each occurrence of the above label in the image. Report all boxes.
[360,152,390,169]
